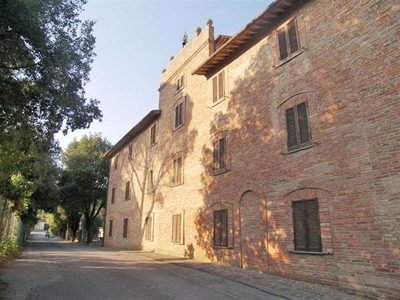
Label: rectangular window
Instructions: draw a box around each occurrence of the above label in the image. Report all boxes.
[176,74,184,91]
[175,102,183,129]
[111,187,115,204]
[213,209,228,247]
[122,218,128,238]
[278,18,300,61]
[128,143,133,160]
[172,214,181,243]
[212,71,225,103]
[114,154,119,170]
[150,124,156,146]
[145,216,152,240]
[213,138,226,172]
[147,170,154,193]
[109,220,113,237]
[286,102,311,152]
[125,181,130,200]
[292,199,322,252]
[173,156,183,185]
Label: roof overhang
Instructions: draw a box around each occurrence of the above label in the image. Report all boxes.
[193,0,307,76]
[104,110,161,158]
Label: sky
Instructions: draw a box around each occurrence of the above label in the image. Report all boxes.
[55,0,273,150]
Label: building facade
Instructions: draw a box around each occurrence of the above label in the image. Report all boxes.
[104,1,400,298]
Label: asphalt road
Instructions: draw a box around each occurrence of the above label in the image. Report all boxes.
[1,231,282,300]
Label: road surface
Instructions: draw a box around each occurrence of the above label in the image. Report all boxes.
[1,231,282,300]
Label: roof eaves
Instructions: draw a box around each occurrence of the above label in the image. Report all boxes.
[193,0,304,76]
[104,109,161,158]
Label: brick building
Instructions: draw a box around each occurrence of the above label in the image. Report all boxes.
[104,1,400,298]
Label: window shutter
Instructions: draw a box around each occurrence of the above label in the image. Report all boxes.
[292,201,307,251]
[177,157,182,184]
[125,182,130,199]
[218,71,224,100]
[212,141,218,171]
[297,102,310,144]
[214,210,221,246]
[111,188,115,204]
[213,77,218,103]
[287,19,299,54]
[109,220,113,237]
[219,138,226,170]
[305,199,322,252]
[286,107,298,149]
[221,209,228,247]
[278,27,288,60]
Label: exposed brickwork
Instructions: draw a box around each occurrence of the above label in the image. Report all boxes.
[104,1,400,298]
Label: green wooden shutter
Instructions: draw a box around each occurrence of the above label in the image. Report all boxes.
[287,19,299,54]
[286,107,298,150]
[292,201,307,251]
[305,199,322,252]
[278,27,288,60]
[297,102,310,144]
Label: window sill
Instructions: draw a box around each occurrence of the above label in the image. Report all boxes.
[171,182,183,187]
[212,245,233,249]
[149,142,157,148]
[174,86,185,95]
[212,96,226,107]
[287,143,314,154]
[288,250,333,255]
[212,168,230,176]
[274,47,307,68]
[173,124,184,132]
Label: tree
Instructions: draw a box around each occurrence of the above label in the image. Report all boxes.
[0,0,101,241]
[60,134,111,244]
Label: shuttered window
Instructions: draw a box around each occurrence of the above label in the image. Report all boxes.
[278,18,300,61]
[292,199,322,252]
[176,74,184,91]
[147,170,154,193]
[172,214,181,243]
[109,220,113,237]
[145,216,152,240]
[212,71,225,103]
[175,102,183,129]
[213,138,226,172]
[128,143,133,159]
[286,102,311,151]
[214,209,228,247]
[123,218,128,238]
[173,156,183,185]
[125,181,130,200]
[114,154,119,170]
[150,124,156,146]
[111,187,115,204]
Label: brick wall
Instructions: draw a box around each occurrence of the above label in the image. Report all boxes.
[105,1,400,298]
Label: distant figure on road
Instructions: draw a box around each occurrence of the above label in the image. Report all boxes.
[45,231,50,240]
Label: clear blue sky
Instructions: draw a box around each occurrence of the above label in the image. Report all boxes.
[56,0,273,149]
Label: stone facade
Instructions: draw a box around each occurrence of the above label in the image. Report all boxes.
[104,1,400,298]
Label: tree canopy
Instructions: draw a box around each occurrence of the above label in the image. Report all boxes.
[0,0,101,231]
[59,134,111,243]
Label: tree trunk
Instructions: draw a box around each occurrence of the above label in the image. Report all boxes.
[85,220,92,244]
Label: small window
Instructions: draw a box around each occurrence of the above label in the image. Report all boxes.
[214,209,228,247]
[172,156,183,185]
[212,71,225,103]
[128,143,133,160]
[111,187,116,204]
[123,218,128,238]
[292,199,322,252]
[286,102,311,152]
[109,220,113,237]
[150,124,157,146]
[213,137,226,172]
[114,154,119,170]
[172,214,182,243]
[145,216,152,240]
[175,102,184,129]
[147,170,154,193]
[125,181,130,200]
[176,74,185,91]
[278,18,300,61]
